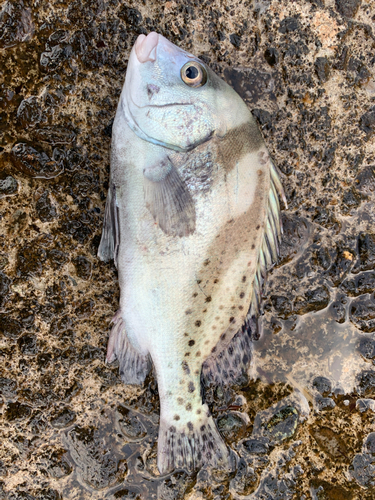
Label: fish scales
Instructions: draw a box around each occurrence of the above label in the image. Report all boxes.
[98,32,285,473]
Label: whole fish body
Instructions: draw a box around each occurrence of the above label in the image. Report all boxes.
[98,32,285,474]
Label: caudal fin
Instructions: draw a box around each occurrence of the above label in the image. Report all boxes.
[157,405,234,474]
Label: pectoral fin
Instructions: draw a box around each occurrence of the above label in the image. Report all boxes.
[143,157,196,237]
[98,183,120,267]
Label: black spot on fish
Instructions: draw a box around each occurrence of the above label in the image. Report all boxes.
[205,296,212,302]
[196,351,201,357]
[242,276,247,282]
[186,403,192,411]
[146,83,160,99]
[201,425,206,432]
[211,346,217,353]
[177,397,183,405]
[229,317,235,323]
[193,292,198,298]
[182,360,190,374]
[240,292,245,298]
[256,225,260,230]
[188,340,195,346]
[214,279,219,283]
[239,305,243,310]
[185,352,190,356]
[203,259,210,266]
[187,421,194,431]
[251,244,255,249]
[174,414,180,421]
[195,320,201,327]
[197,409,201,415]
[188,382,195,392]
[221,333,226,340]
[185,309,192,315]
[169,426,176,432]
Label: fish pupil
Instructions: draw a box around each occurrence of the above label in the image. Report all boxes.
[186,66,199,79]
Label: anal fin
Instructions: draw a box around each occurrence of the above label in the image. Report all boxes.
[107,311,151,385]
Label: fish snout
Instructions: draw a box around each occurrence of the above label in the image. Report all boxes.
[135,32,159,63]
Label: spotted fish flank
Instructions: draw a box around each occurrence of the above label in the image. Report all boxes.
[98,32,286,474]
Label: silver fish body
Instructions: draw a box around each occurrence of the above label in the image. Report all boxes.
[98,32,285,473]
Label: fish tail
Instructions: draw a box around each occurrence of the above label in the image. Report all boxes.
[106,311,151,385]
[157,404,235,474]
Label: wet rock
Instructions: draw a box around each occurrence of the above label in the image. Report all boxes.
[270,295,293,319]
[50,408,76,429]
[0,0,33,49]
[5,401,32,421]
[230,458,259,496]
[310,480,353,500]
[354,232,375,272]
[264,47,278,67]
[47,249,68,270]
[312,207,341,232]
[216,412,247,443]
[312,376,332,396]
[364,432,375,455]
[157,471,196,500]
[0,171,18,198]
[279,16,300,33]
[0,377,18,397]
[265,406,298,442]
[33,126,77,145]
[335,0,362,18]
[278,215,310,265]
[341,187,361,213]
[37,447,72,479]
[11,142,64,179]
[73,255,92,280]
[17,244,47,276]
[313,246,332,271]
[113,489,141,499]
[329,299,346,324]
[35,191,58,222]
[358,337,375,360]
[315,57,331,83]
[17,334,37,355]
[357,370,375,396]
[117,406,147,440]
[360,106,375,138]
[310,426,347,459]
[350,296,375,332]
[293,286,330,315]
[341,271,375,297]
[0,271,11,306]
[67,425,127,489]
[35,489,62,500]
[356,398,375,413]
[349,453,375,487]
[16,96,42,128]
[242,438,269,455]
[250,469,296,499]
[0,316,22,339]
[223,67,275,105]
[314,395,336,411]
[355,166,375,195]
[328,247,355,286]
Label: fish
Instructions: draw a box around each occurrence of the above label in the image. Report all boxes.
[98,31,286,474]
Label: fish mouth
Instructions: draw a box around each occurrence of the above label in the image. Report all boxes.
[134,32,159,64]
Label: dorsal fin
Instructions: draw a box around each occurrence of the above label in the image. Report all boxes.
[202,160,286,387]
[98,184,120,268]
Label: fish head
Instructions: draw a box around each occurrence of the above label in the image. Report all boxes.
[121,32,245,152]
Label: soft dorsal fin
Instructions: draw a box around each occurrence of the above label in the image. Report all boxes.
[143,157,196,238]
[202,160,287,387]
[97,183,120,267]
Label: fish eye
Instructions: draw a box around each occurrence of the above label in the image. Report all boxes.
[180,62,207,88]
